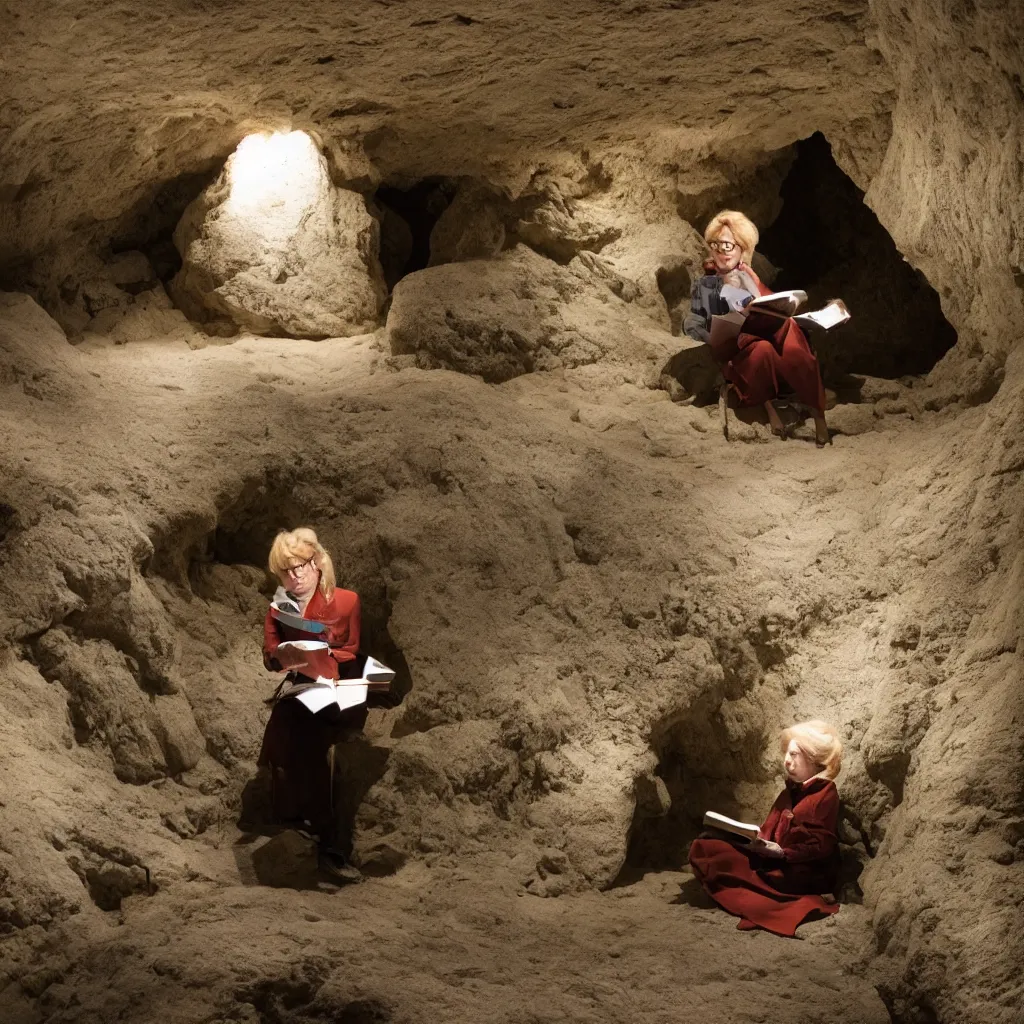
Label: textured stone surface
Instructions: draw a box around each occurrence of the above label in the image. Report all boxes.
[428,180,507,266]
[387,244,675,383]
[170,132,386,337]
[1,3,1023,1023]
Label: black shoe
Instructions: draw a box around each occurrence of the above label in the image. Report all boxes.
[318,847,362,883]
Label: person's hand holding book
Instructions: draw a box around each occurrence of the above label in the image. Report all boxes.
[749,837,785,858]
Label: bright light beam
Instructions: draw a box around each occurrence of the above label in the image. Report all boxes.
[225,130,322,226]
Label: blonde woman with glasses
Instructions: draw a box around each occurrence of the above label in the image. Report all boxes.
[683,210,831,446]
[257,527,363,881]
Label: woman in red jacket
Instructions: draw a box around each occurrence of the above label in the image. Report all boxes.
[688,720,843,936]
[258,527,363,880]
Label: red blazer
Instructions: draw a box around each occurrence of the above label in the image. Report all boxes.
[263,587,361,680]
[758,776,841,893]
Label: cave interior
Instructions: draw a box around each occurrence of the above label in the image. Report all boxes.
[1,4,1023,1024]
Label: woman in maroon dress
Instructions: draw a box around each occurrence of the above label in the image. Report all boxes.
[683,210,831,446]
[688,720,843,936]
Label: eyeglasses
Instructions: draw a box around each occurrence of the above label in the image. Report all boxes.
[708,239,738,253]
[282,556,317,576]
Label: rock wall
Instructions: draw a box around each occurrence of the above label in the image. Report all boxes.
[833,3,1024,1016]
[862,0,1024,405]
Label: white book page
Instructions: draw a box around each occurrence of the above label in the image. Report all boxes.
[748,289,807,315]
[704,810,760,835]
[295,683,340,714]
[795,300,850,331]
[333,683,368,709]
[294,678,369,713]
[362,656,396,683]
[750,289,807,306]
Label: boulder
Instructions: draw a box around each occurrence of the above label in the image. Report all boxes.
[387,245,675,384]
[33,629,168,784]
[660,337,722,403]
[828,402,879,436]
[170,131,386,338]
[511,176,620,263]
[249,831,320,889]
[428,181,507,266]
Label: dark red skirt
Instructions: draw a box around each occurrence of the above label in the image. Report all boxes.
[689,837,839,937]
[724,317,825,413]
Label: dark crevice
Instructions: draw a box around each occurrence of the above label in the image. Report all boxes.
[0,501,20,552]
[876,985,941,1024]
[614,691,773,883]
[373,179,457,291]
[656,262,692,336]
[759,132,957,382]
[109,164,223,285]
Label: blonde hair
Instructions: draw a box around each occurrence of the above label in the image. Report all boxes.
[267,527,336,599]
[704,210,759,262]
[780,720,843,780]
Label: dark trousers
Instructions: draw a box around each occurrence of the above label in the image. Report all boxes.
[257,695,368,845]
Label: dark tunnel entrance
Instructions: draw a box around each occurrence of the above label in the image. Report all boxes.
[374,179,457,292]
[758,132,958,382]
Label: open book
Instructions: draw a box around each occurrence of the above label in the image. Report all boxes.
[269,598,328,635]
[275,644,397,714]
[793,298,850,332]
[747,289,808,317]
[708,292,850,360]
[746,289,851,329]
[702,810,760,842]
[275,640,338,680]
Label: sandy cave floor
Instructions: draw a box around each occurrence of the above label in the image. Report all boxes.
[0,310,974,1024]
[1,841,888,1024]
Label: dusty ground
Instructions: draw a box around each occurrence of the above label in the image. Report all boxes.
[1,283,1021,1022]
[0,845,889,1024]
[0,300,899,1024]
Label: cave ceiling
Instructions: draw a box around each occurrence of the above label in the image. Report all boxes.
[0,0,893,270]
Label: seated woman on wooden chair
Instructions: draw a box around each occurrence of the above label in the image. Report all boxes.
[683,209,831,447]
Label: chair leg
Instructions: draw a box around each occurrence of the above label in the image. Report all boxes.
[719,382,730,441]
[328,745,336,815]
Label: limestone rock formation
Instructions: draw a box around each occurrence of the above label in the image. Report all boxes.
[387,244,674,383]
[511,174,621,264]
[428,180,508,266]
[170,132,386,338]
